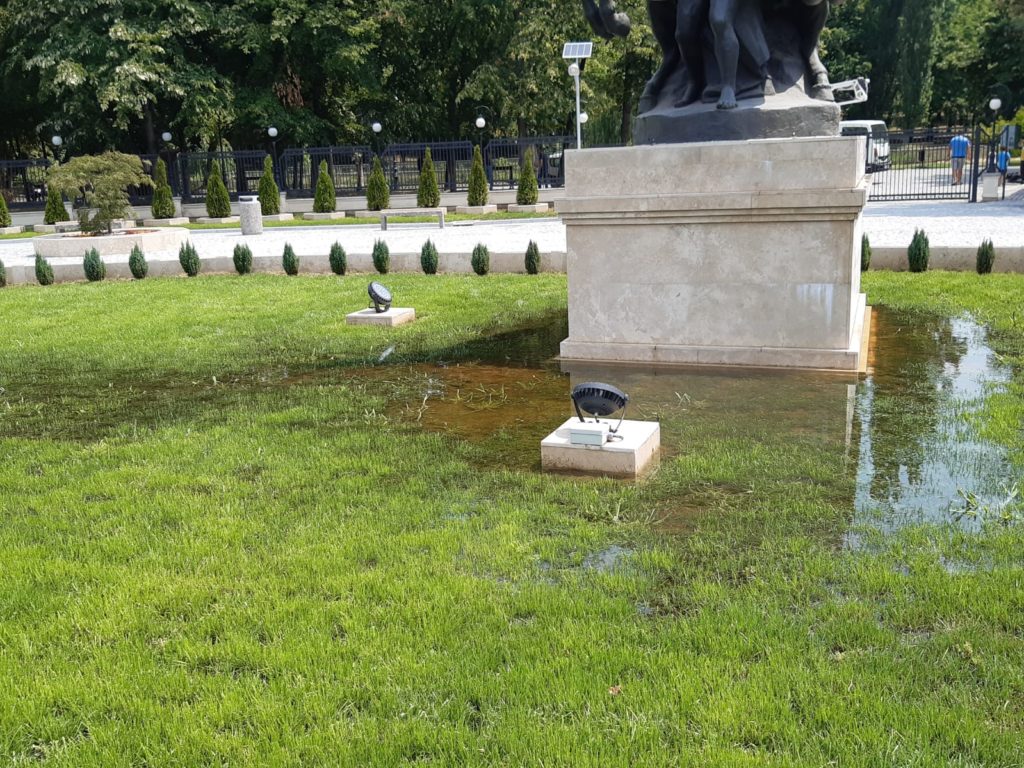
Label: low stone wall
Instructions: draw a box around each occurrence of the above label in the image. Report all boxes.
[870,246,1024,273]
[33,228,189,260]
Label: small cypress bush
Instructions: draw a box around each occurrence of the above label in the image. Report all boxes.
[205,163,231,218]
[471,243,490,276]
[283,243,299,275]
[179,241,200,276]
[258,156,281,215]
[329,242,347,275]
[233,243,253,275]
[908,228,929,273]
[525,240,540,274]
[467,145,488,206]
[417,148,441,208]
[420,239,439,274]
[83,247,106,282]
[516,154,539,205]
[860,233,871,272]
[367,157,390,211]
[151,158,176,219]
[0,192,11,227]
[35,255,54,286]
[372,239,390,274]
[976,239,995,275]
[0,259,6,288]
[313,160,336,213]
[129,244,148,279]
[44,187,68,224]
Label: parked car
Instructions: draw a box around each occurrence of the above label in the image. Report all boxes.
[840,120,891,172]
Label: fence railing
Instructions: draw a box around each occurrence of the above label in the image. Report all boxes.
[866,126,982,202]
[279,146,373,198]
[484,136,571,190]
[379,141,475,194]
[0,159,51,210]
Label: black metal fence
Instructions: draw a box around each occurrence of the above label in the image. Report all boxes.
[379,141,475,194]
[0,159,50,210]
[279,146,373,198]
[485,136,571,189]
[865,126,982,202]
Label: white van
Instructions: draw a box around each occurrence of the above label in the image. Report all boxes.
[840,120,891,172]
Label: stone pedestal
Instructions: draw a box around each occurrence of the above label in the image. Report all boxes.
[239,196,263,235]
[982,172,1001,201]
[541,418,660,478]
[507,203,550,214]
[557,136,868,371]
[346,308,416,327]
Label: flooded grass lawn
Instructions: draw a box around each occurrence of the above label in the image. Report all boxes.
[1,273,1023,766]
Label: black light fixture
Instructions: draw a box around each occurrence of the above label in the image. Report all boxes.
[368,281,392,313]
[571,382,629,433]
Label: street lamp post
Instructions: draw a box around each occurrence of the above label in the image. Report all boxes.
[562,42,593,151]
[986,97,1002,173]
[51,134,63,164]
[267,126,280,186]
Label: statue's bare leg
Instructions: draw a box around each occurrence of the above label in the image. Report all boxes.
[709,0,741,109]
[674,0,708,107]
[800,0,834,99]
[641,0,681,112]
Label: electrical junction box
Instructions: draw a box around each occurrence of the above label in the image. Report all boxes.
[569,421,609,446]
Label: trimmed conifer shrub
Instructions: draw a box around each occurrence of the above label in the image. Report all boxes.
[0,192,11,227]
[44,187,68,224]
[329,242,347,275]
[467,145,488,206]
[35,255,54,286]
[525,240,540,274]
[367,157,390,211]
[977,239,995,275]
[516,154,539,206]
[372,239,390,274]
[129,245,148,279]
[860,233,871,272]
[908,228,929,273]
[471,243,490,275]
[233,243,253,275]
[417,148,440,208]
[151,158,176,219]
[179,241,200,276]
[420,239,439,274]
[259,156,281,215]
[313,160,336,213]
[0,259,6,288]
[83,248,106,282]
[205,163,231,218]
[283,243,299,275]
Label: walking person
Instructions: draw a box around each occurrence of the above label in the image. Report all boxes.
[949,132,971,185]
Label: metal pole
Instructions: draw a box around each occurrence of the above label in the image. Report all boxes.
[574,59,582,150]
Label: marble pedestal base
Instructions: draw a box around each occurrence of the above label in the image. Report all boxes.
[346,308,416,327]
[541,418,660,478]
[557,136,869,372]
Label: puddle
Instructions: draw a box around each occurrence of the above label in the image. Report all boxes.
[582,545,633,572]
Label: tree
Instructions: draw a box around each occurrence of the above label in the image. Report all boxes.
[417,148,440,208]
[44,187,69,225]
[0,194,11,228]
[313,160,335,212]
[205,162,231,218]
[366,156,389,211]
[259,156,281,215]
[516,154,539,205]
[467,145,488,206]
[48,152,153,234]
[151,158,176,219]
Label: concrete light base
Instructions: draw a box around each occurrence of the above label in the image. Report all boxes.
[507,203,550,214]
[541,418,660,478]
[346,307,416,327]
[455,205,498,215]
[557,136,869,372]
[303,211,347,221]
[142,217,191,227]
[0,226,24,235]
[195,216,240,225]
[262,213,295,222]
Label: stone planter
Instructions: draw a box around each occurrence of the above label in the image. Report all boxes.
[32,222,80,234]
[0,225,24,235]
[262,213,295,222]
[303,211,347,221]
[194,216,240,225]
[455,204,498,215]
[141,217,191,227]
[507,203,550,214]
[33,227,189,260]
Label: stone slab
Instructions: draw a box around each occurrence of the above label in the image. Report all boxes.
[455,205,498,215]
[33,227,190,260]
[346,307,416,327]
[302,211,347,220]
[507,203,550,213]
[195,216,240,225]
[262,213,295,222]
[541,418,660,478]
[0,226,24,235]
[870,246,1024,273]
[142,217,191,227]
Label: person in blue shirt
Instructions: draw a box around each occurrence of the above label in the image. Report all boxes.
[996,146,1012,179]
[949,133,971,185]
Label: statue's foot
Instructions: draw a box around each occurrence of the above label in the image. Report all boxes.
[810,83,835,102]
[673,83,703,109]
[717,87,738,110]
[763,76,776,98]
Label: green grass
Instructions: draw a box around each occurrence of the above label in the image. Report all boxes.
[0,272,1022,766]
[183,211,558,230]
[0,230,39,240]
